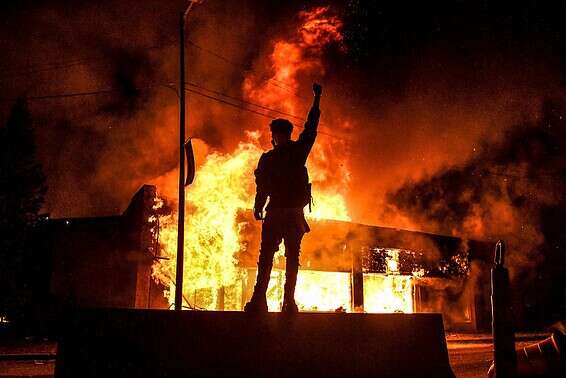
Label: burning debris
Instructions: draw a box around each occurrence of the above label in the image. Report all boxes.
[362,247,469,278]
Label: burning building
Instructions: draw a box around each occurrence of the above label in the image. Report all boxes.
[39,185,493,331]
[20,4,547,333]
[238,212,494,329]
[154,205,494,331]
[9,5,507,334]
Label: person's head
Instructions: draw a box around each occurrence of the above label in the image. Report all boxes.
[269,118,293,146]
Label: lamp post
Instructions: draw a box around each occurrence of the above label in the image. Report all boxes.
[175,0,201,311]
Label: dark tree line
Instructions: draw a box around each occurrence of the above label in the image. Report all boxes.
[0,99,47,325]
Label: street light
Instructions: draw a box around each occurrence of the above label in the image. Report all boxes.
[175,0,203,311]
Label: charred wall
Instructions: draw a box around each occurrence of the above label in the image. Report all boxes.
[40,185,165,311]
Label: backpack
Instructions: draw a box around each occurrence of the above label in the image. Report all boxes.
[295,166,313,210]
[264,148,313,210]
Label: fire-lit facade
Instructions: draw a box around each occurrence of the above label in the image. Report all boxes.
[180,210,494,331]
[37,186,494,331]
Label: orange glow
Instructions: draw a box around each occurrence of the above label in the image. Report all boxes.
[265,270,352,312]
[152,141,261,308]
[149,7,420,313]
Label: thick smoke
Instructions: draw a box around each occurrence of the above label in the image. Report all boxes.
[2,0,566,247]
[1,0,280,217]
[388,100,566,278]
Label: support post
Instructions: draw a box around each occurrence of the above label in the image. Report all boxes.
[491,240,518,377]
[351,245,364,312]
[175,10,187,311]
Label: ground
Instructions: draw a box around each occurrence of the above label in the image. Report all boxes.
[446,333,547,378]
[0,333,548,377]
[0,337,55,378]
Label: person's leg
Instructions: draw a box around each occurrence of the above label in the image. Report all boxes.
[282,231,304,313]
[245,216,282,312]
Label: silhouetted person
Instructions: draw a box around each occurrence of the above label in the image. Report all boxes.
[244,83,322,314]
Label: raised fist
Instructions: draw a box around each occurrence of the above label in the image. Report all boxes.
[313,83,322,96]
[253,208,264,221]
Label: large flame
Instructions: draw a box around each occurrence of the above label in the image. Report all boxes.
[243,5,343,115]
[153,141,262,308]
[152,6,413,313]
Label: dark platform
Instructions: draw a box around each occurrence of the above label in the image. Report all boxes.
[55,309,455,378]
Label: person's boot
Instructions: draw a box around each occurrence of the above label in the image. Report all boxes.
[244,262,272,313]
[244,294,268,313]
[281,298,298,314]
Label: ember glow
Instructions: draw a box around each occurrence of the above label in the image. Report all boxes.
[151,6,413,313]
[364,274,414,313]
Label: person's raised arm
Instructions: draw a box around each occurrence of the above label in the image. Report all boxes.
[311,82,322,112]
[297,83,322,161]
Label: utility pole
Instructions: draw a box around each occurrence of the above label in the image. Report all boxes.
[491,240,518,377]
[175,1,199,311]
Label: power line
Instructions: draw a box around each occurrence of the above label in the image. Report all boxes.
[185,87,276,119]
[0,36,293,93]
[6,87,560,186]
[0,83,349,141]
[0,40,177,80]
[186,81,304,121]
[1,37,309,106]
[0,88,119,102]
[4,88,562,182]
[183,86,348,141]
[0,61,99,82]
[184,39,343,107]
[0,58,89,76]
[186,39,296,91]
[185,39,307,100]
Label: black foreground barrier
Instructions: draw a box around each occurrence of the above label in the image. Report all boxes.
[55,309,455,378]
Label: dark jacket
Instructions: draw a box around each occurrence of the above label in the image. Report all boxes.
[254,106,320,211]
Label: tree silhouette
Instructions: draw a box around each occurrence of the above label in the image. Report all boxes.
[0,99,47,323]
